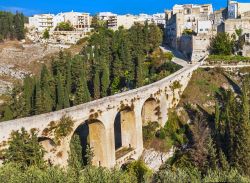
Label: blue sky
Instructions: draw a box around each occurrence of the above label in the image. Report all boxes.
[0,0,249,16]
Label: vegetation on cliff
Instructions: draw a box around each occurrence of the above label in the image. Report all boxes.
[0,24,178,121]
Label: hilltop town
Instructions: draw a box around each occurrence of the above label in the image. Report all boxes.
[26,0,250,58]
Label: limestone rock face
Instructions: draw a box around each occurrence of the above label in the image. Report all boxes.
[141,148,175,171]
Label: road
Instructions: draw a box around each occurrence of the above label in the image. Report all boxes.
[160,46,191,67]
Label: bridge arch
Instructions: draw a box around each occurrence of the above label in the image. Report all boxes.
[114,106,137,158]
[141,97,160,126]
[70,119,107,167]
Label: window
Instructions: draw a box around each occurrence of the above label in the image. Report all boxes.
[205,28,209,31]
[200,29,203,31]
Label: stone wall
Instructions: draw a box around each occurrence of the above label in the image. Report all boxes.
[0,63,200,168]
[178,34,211,63]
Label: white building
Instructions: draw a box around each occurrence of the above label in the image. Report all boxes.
[29,14,54,31]
[197,20,213,34]
[152,13,166,27]
[98,12,166,30]
[54,12,91,31]
[29,11,91,32]
[98,12,118,29]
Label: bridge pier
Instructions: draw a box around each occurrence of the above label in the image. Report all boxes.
[0,63,200,169]
[159,94,169,127]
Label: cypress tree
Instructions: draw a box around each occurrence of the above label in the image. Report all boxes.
[66,60,72,94]
[68,133,84,169]
[75,70,90,105]
[56,73,64,110]
[34,80,42,115]
[233,84,250,175]
[93,69,100,99]
[13,12,25,40]
[101,63,110,97]
[135,54,144,87]
[23,76,33,116]
[214,102,220,132]
[64,86,70,108]
[82,74,91,103]
[218,149,230,171]
[3,106,14,121]
[40,65,53,113]
[206,136,218,171]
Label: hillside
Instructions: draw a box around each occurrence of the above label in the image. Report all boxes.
[0,40,85,104]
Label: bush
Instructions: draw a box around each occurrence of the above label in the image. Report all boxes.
[54,115,74,140]
[55,22,74,31]
[210,32,234,55]
[43,29,50,39]
[156,128,167,139]
[125,160,152,183]
[142,122,160,141]
[3,128,45,169]
[0,163,138,183]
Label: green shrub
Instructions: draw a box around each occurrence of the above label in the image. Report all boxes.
[43,29,50,39]
[125,160,152,183]
[156,128,167,139]
[142,122,160,141]
[55,22,74,31]
[54,115,74,140]
[3,128,45,169]
[207,54,250,63]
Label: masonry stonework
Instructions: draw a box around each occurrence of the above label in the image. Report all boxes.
[0,63,200,168]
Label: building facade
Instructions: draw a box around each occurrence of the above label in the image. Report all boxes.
[29,11,91,32]
[165,4,213,62]
[29,14,54,31]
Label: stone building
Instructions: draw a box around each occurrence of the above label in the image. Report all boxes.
[165,4,213,62]
[228,0,250,19]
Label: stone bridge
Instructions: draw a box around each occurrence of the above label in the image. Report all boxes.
[0,57,200,168]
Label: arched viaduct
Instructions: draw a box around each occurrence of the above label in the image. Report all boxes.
[0,62,200,168]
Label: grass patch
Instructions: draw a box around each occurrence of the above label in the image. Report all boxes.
[143,111,188,152]
[179,68,230,113]
[207,55,250,64]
